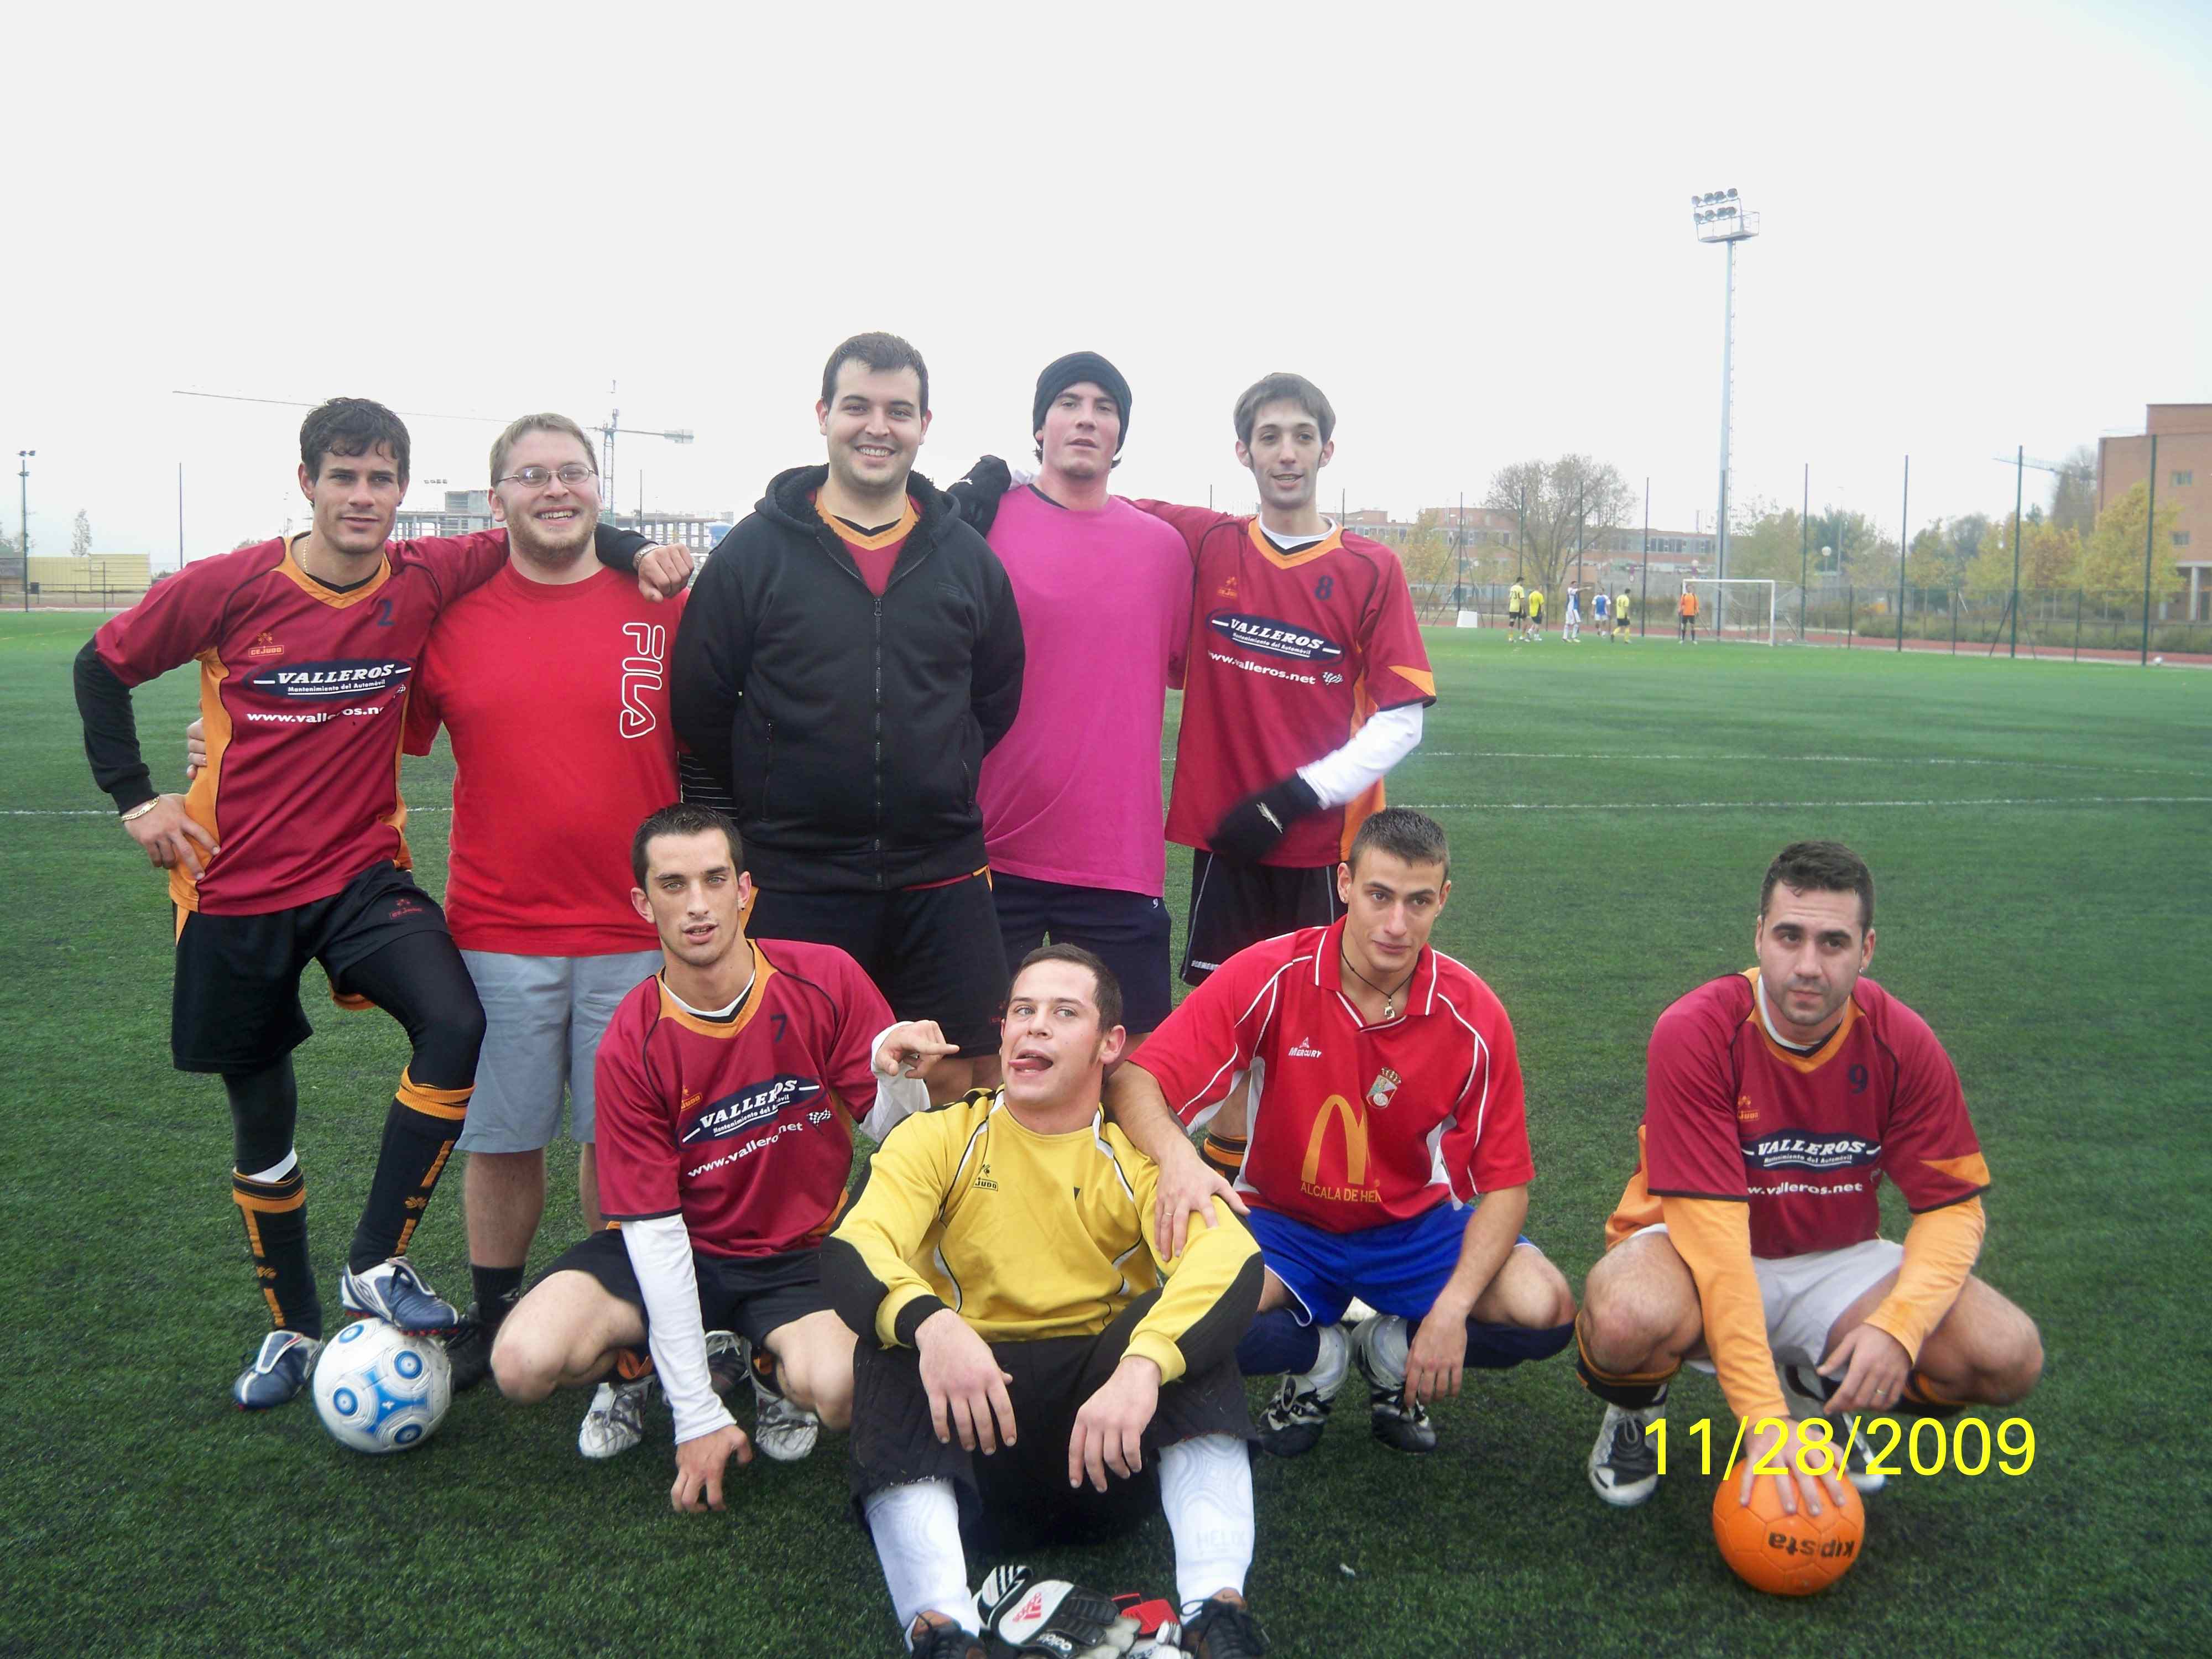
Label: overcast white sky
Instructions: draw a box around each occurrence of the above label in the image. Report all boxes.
[6,0,2206,566]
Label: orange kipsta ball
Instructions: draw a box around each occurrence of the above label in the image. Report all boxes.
[1712,1462,1866,1596]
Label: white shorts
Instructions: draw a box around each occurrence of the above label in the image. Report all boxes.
[1634,1223,1902,1372]
[456,950,661,1153]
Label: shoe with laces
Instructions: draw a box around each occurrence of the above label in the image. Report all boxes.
[577,1375,654,1460]
[1178,1594,1269,1658]
[1254,1322,1349,1458]
[442,1304,495,1394]
[1350,1314,1437,1454]
[232,1329,321,1410]
[339,1257,459,1334]
[1587,1398,1665,1507]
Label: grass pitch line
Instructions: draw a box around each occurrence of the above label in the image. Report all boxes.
[1400,796,2212,813]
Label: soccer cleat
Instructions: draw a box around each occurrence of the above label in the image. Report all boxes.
[1782,1364,1885,1495]
[1255,1322,1349,1458]
[978,1564,1139,1657]
[1177,1595,1270,1658]
[577,1375,655,1460]
[1587,1402,1665,1506]
[232,1329,321,1410]
[441,1303,495,1394]
[906,1615,988,1659]
[706,1330,821,1463]
[340,1257,460,1334]
[1351,1313,1436,1454]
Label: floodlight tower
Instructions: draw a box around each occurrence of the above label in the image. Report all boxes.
[1691,187,1760,585]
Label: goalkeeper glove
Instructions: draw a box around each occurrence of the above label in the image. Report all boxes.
[978,1564,1139,1658]
[1209,774,1322,862]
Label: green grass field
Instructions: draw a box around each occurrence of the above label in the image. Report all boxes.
[4,612,2208,1657]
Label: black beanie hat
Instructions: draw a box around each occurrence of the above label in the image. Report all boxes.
[1032,351,1133,453]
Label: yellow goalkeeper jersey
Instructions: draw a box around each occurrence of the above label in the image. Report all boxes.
[826,1089,1256,1384]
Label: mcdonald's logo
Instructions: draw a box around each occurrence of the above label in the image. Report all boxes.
[1300,1094,1382,1203]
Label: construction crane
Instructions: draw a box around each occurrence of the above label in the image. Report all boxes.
[595,383,693,523]
[1990,447,2096,658]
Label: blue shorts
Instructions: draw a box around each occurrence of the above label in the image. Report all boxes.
[1244,1203,1535,1327]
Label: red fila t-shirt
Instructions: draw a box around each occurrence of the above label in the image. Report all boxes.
[92,532,507,915]
[1135,503,1436,868]
[404,564,680,956]
[1606,970,1990,1259]
[1135,917,1535,1233]
[815,494,917,596]
[593,939,893,1257]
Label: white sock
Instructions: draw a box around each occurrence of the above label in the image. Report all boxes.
[1159,1434,1254,1614]
[862,1480,975,1643]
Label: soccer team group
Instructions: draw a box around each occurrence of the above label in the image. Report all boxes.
[74,336,2046,1658]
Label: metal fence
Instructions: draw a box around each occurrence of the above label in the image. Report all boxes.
[0,580,150,612]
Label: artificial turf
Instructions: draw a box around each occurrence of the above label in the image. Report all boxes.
[2,612,2205,1657]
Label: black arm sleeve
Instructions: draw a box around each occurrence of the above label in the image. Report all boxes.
[74,638,155,813]
[819,1235,950,1347]
[1156,1251,1264,1379]
[592,523,656,573]
[969,552,1025,755]
[943,456,1011,535]
[670,550,743,795]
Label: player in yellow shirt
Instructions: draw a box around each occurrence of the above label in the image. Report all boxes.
[1614,587,1632,639]
[1506,580,1526,643]
[1525,587,1545,641]
[824,946,1269,1659]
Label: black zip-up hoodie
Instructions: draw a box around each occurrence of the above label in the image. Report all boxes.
[670,465,1024,893]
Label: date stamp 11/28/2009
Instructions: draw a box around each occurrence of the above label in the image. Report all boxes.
[1658,1416,2036,1479]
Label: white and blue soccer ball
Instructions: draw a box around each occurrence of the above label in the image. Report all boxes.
[311,1318,452,1454]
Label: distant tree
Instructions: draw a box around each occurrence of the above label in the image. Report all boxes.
[1964,517,2082,596]
[1482,455,1634,597]
[71,509,92,557]
[2049,444,2098,536]
[1397,509,1455,611]
[1806,508,1894,587]
[2079,481,2183,596]
[1716,498,1808,583]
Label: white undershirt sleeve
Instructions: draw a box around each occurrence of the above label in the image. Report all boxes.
[859,1022,931,1141]
[1295,702,1425,809]
[620,1213,737,1446]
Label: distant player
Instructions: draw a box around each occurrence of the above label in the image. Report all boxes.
[1578,841,2043,1515]
[1525,586,1545,640]
[826,946,1268,1659]
[491,806,951,1483]
[1506,578,1526,642]
[1109,810,1576,1459]
[1129,373,1435,1191]
[1677,586,1699,641]
[1563,583,1581,643]
[1591,588,1609,637]
[72,397,672,1410]
[1615,586,1634,639]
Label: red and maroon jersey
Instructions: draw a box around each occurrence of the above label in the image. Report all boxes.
[404,565,681,956]
[1606,970,1991,1259]
[593,939,893,1257]
[92,532,507,915]
[1135,502,1436,868]
[1136,917,1534,1233]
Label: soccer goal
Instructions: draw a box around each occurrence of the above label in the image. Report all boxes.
[1683,578,1777,645]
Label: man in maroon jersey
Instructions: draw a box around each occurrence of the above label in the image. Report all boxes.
[1109,810,1575,1459]
[1577,841,2043,1516]
[72,397,686,1411]
[1133,373,1437,1193]
[492,804,954,1501]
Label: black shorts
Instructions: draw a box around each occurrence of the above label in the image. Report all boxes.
[747,872,1009,1058]
[1183,851,1343,987]
[993,872,1173,1034]
[170,860,454,1074]
[848,1290,1253,1552]
[540,1228,833,1353]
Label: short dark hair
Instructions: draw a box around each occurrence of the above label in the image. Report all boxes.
[1759,840,1875,931]
[1346,807,1450,884]
[821,331,929,416]
[1233,372,1335,448]
[300,397,411,486]
[630,802,745,888]
[1012,943,1123,1035]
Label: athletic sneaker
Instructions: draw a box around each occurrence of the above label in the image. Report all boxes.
[1782,1364,1885,1495]
[905,1615,986,1659]
[578,1375,654,1460]
[442,1303,495,1394]
[339,1257,459,1334]
[1351,1314,1436,1454]
[233,1329,320,1410]
[1255,1322,1350,1458]
[1178,1595,1269,1658]
[1587,1399,1665,1506]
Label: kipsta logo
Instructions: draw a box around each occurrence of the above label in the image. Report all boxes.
[680,1075,823,1144]
[243,658,411,700]
[1206,611,1345,663]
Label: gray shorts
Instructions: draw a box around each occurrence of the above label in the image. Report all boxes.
[456,950,661,1154]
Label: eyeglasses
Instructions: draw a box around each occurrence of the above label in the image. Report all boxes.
[496,463,598,490]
